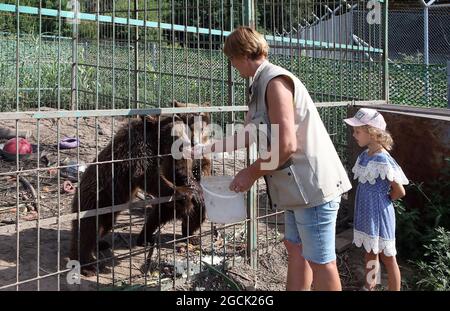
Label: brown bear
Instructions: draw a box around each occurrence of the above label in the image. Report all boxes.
[70,104,211,277]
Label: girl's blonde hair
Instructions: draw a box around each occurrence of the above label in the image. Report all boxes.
[223,26,269,60]
[361,125,394,151]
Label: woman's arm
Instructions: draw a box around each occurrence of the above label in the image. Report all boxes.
[195,107,258,156]
[197,76,296,158]
[228,76,296,192]
[208,127,252,154]
[246,75,297,179]
[390,181,406,201]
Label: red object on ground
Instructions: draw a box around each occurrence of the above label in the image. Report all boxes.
[3,138,33,155]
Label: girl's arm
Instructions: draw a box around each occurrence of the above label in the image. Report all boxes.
[390,181,406,201]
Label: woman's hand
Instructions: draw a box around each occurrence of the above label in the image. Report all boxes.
[229,168,257,193]
[182,144,209,159]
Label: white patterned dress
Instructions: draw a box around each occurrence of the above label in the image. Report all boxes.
[352,150,409,256]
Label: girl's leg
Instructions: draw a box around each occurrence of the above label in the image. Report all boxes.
[284,240,313,291]
[364,251,379,290]
[379,253,401,291]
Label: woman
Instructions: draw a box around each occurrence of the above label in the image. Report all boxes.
[193,26,352,291]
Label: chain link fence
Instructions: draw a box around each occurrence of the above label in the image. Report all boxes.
[389,7,450,65]
[388,6,450,108]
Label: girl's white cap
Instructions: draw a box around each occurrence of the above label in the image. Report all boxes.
[344,108,386,131]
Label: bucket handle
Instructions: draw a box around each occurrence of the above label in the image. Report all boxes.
[200,183,242,199]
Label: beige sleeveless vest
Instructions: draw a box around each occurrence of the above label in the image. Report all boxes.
[247,61,352,209]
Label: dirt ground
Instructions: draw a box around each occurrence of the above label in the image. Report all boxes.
[0,109,415,291]
[171,235,416,292]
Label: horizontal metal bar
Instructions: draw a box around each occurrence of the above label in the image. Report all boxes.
[0,4,230,35]
[254,210,285,221]
[316,100,387,108]
[315,101,353,108]
[429,3,450,8]
[0,156,176,177]
[0,88,71,92]
[0,195,177,235]
[0,4,383,54]
[0,266,75,290]
[270,44,383,54]
[265,35,383,53]
[354,103,450,121]
[0,102,388,120]
[0,106,249,120]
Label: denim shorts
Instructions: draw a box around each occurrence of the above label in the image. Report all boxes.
[284,196,341,264]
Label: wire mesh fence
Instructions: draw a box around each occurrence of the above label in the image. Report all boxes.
[389,62,447,108]
[0,33,386,110]
[0,0,388,291]
[387,6,449,108]
[389,7,450,65]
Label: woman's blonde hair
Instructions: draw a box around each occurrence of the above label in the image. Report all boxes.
[360,125,394,151]
[223,26,269,60]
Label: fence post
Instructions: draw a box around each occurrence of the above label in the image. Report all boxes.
[70,2,78,110]
[447,61,450,108]
[424,5,429,66]
[422,1,438,105]
[424,5,430,106]
[134,0,139,108]
[244,0,256,29]
[383,0,389,103]
[244,0,258,269]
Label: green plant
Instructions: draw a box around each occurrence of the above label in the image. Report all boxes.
[425,158,450,229]
[396,158,450,261]
[414,227,450,291]
[397,52,424,64]
[394,158,450,290]
[395,199,423,259]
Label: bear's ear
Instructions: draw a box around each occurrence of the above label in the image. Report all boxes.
[171,114,184,124]
[202,101,211,107]
[173,100,187,108]
[144,115,158,124]
[198,112,211,124]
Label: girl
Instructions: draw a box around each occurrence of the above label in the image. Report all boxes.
[344,108,409,291]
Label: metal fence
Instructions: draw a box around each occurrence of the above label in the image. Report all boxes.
[0,0,387,291]
[388,7,450,65]
[387,5,450,108]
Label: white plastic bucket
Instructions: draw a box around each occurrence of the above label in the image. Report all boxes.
[200,176,246,224]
